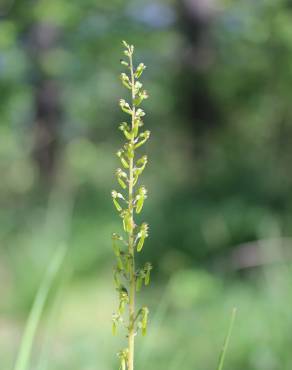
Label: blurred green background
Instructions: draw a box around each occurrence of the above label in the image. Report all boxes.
[1,0,292,369]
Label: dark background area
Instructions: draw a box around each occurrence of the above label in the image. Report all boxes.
[1,0,292,369]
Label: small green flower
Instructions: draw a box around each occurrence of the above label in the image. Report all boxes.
[119,122,133,140]
[135,130,150,149]
[112,313,120,335]
[119,99,132,115]
[144,262,153,286]
[116,168,128,189]
[141,306,149,336]
[133,117,143,137]
[117,149,130,169]
[120,210,133,233]
[120,59,129,67]
[134,90,149,106]
[135,186,148,214]
[111,190,125,212]
[136,223,149,252]
[135,108,145,118]
[117,348,128,370]
[112,233,122,256]
[120,73,131,89]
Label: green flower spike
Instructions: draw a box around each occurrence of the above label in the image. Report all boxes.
[112,41,152,370]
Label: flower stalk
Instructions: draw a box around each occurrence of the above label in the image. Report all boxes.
[111,41,151,370]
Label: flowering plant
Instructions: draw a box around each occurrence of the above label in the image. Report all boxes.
[111,41,152,370]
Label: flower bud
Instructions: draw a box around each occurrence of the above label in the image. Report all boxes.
[112,234,121,256]
[136,223,149,252]
[144,262,153,286]
[121,210,133,233]
[120,59,129,67]
[119,122,133,140]
[133,118,143,137]
[119,99,132,115]
[141,306,149,336]
[118,289,128,314]
[135,62,146,78]
[136,186,147,214]
[116,168,128,189]
[136,274,143,292]
[117,149,129,168]
[117,349,128,370]
[124,143,134,159]
[135,130,150,149]
[134,81,143,95]
[135,108,145,118]
[112,313,120,335]
[111,190,123,212]
[122,40,130,48]
[137,155,147,166]
[134,90,149,106]
[125,253,131,273]
[113,269,121,288]
[134,156,148,179]
[120,73,131,89]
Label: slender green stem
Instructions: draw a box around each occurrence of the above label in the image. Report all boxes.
[128,51,136,370]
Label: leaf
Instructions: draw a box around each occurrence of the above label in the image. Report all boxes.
[216,308,237,370]
[14,244,67,370]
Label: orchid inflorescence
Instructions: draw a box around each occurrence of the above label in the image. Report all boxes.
[111,41,152,370]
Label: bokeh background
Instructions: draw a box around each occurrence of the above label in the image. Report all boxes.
[1,0,292,369]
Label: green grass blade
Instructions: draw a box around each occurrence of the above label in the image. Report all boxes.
[36,262,72,370]
[216,307,237,370]
[14,243,67,370]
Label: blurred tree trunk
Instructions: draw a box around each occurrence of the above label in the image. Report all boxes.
[28,23,62,185]
[33,78,61,184]
[176,0,221,135]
